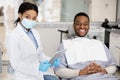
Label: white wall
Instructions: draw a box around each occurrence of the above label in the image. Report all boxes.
[14,0,23,20]
[89,0,117,22]
[35,23,69,57]
[117,0,120,23]
[61,0,88,22]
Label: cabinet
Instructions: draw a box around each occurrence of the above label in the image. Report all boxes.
[89,0,117,22]
[110,32,120,65]
[88,26,105,42]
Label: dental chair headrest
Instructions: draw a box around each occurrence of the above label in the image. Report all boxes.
[67,25,76,38]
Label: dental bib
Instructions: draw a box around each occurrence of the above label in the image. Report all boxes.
[63,37,108,65]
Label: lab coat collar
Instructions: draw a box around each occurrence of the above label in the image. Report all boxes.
[17,23,39,50]
[31,28,40,49]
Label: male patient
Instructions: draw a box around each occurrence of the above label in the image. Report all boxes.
[53,12,118,80]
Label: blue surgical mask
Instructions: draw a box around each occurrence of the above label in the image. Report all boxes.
[21,18,37,29]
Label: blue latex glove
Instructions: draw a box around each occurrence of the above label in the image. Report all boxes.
[39,60,51,72]
[51,58,61,67]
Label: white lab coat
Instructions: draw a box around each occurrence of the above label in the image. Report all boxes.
[6,23,49,80]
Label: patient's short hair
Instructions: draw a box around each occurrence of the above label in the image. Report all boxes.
[73,12,90,24]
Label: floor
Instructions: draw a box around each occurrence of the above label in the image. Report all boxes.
[0,50,12,80]
[0,65,12,80]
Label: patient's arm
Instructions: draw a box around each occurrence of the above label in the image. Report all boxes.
[55,65,117,79]
[86,62,117,74]
[55,68,80,79]
[105,66,117,74]
[79,63,107,75]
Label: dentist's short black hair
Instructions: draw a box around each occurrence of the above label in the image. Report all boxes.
[73,12,90,24]
[14,2,38,25]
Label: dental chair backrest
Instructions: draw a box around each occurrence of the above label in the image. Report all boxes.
[67,25,76,38]
[57,25,76,43]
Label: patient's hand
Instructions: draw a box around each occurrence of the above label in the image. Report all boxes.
[79,63,97,75]
[79,65,92,75]
[88,62,98,73]
[88,62,107,74]
[79,62,107,76]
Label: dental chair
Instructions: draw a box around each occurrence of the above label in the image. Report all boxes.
[115,66,120,78]
[57,26,120,80]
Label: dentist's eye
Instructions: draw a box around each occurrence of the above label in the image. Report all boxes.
[25,16,30,19]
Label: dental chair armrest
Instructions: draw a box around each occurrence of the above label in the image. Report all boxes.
[58,29,68,34]
[117,66,120,71]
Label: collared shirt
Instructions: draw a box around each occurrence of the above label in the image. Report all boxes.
[22,27,38,49]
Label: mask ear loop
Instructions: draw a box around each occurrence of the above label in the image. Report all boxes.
[36,18,39,22]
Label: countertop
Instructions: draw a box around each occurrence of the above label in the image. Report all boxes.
[105,28,120,34]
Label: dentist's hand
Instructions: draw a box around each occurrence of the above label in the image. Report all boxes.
[39,60,51,72]
[51,58,61,67]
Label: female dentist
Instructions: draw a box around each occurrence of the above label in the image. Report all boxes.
[6,2,59,80]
